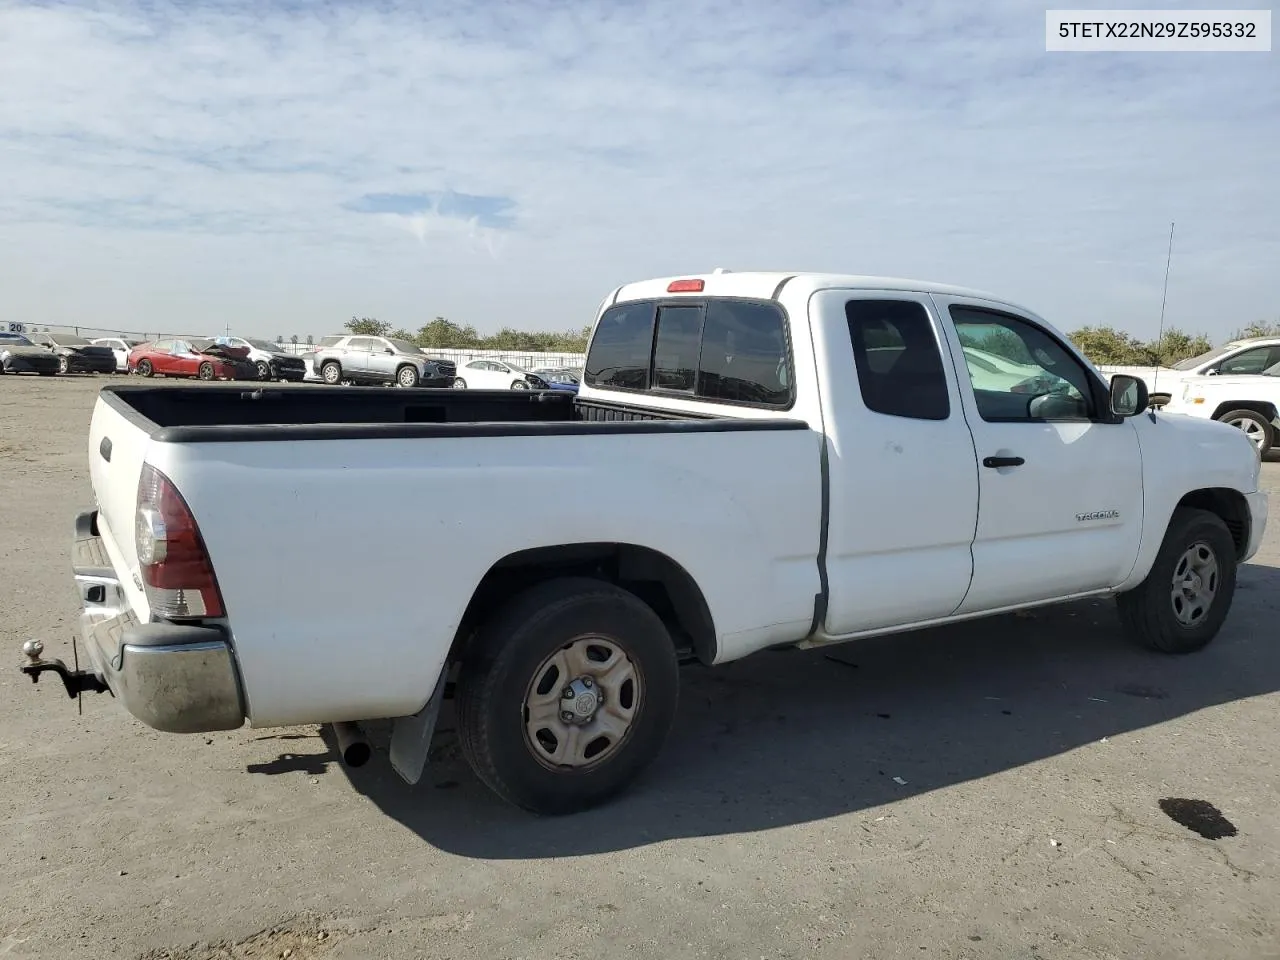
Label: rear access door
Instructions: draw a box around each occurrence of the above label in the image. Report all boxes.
[811,289,980,635]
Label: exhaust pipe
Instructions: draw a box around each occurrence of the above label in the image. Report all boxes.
[331,721,371,768]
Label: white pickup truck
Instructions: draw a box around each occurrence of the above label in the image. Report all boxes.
[1162,364,1280,456]
[21,271,1268,815]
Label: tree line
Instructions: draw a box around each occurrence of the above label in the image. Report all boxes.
[343,314,1280,366]
[344,316,592,353]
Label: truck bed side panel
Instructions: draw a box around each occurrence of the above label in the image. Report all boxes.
[152,427,822,727]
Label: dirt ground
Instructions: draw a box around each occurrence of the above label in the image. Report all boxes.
[2,374,1278,960]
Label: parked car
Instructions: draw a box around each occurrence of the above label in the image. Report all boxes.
[453,358,550,390]
[311,335,456,387]
[89,337,143,373]
[1162,362,1280,455]
[127,338,257,380]
[1099,335,1280,407]
[210,336,308,382]
[26,271,1268,817]
[27,332,117,374]
[0,332,60,376]
[529,367,581,393]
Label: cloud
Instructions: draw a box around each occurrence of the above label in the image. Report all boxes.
[0,0,1275,338]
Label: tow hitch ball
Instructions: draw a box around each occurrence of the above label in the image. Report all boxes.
[20,640,111,698]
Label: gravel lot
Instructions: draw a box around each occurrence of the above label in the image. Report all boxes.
[2,374,1278,960]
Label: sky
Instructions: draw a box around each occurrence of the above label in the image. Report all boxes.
[0,0,1276,343]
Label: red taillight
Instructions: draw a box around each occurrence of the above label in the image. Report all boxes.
[667,278,704,293]
[136,463,224,619]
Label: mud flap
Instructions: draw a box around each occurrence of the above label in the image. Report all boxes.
[388,666,448,785]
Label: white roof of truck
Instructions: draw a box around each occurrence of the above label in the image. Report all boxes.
[614,271,1014,307]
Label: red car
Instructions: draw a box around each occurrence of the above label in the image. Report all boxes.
[128,338,258,380]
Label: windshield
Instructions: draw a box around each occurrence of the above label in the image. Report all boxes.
[53,334,91,346]
[1172,346,1230,371]
[387,338,421,354]
[245,338,280,352]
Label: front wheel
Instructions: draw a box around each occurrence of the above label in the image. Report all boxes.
[456,577,680,815]
[57,356,69,374]
[256,360,273,381]
[1217,409,1272,457]
[511,379,529,390]
[452,378,467,389]
[397,365,420,388]
[197,361,215,381]
[1116,507,1238,654]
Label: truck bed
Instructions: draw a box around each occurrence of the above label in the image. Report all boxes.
[101,383,787,442]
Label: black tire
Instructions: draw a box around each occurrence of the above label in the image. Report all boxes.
[452,378,467,389]
[511,379,529,390]
[137,359,153,377]
[456,577,680,815]
[321,361,342,385]
[57,355,69,374]
[197,361,215,381]
[256,360,273,381]
[1216,409,1272,457]
[1116,507,1238,654]
[397,365,420,388]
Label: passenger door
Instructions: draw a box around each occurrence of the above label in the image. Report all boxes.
[364,338,398,380]
[935,297,1144,612]
[815,291,980,635]
[169,340,201,376]
[344,337,378,375]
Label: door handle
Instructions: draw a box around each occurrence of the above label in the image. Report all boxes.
[982,455,1024,469]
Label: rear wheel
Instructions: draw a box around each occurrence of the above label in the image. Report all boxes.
[321,361,342,385]
[137,359,153,377]
[397,365,420,388]
[197,361,215,381]
[452,378,467,389]
[456,577,680,815]
[1217,409,1272,456]
[1116,507,1238,654]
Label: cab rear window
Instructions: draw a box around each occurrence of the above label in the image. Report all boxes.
[584,298,793,409]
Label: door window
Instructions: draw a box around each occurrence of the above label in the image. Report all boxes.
[845,300,950,420]
[950,307,1095,422]
[348,337,378,352]
[1218,346,1280,375]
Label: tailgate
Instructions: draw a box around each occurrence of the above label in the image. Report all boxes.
[86,394,152,613]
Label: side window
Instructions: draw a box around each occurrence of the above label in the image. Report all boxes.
[697,300,791,406]
[584,302,655,390]
[950,306,1095,422]
[348,337,377,352]
[1218,346,1276,376]
[652,305,702,392]
[845,300,950,421]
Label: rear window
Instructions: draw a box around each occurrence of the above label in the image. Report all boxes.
[585,298,792,408]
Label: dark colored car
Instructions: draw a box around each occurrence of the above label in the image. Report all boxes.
[0,332,60,375]
[530,367,581,393]
[211,336,309,382]
[27,332,117,374]
[127,338,258,381]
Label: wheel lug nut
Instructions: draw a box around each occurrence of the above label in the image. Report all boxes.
[561,711,574,722]
[582,678,592,688]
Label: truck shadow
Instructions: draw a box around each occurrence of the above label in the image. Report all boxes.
[311,561,1280,859]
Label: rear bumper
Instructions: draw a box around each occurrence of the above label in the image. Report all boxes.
[73,510,245,733]
[1244,491,1269,563]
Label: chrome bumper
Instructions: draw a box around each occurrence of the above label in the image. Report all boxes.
[73,510,245,733]
[1244,491,1269,564]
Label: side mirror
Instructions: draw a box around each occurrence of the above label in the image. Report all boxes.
[1205,367,1219,376]
[384,347,394,354]
[1109,374,1149,417]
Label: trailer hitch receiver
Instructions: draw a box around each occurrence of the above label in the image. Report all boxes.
[20,639,111,698]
